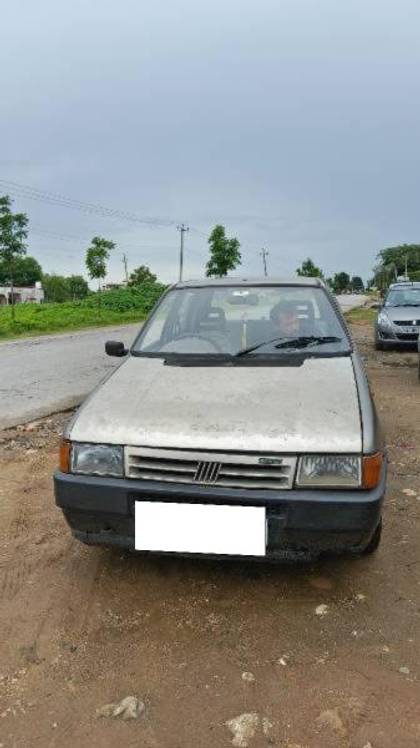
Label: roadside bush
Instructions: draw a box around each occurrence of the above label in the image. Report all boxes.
[0,282,167,340]
[84,282,167,314]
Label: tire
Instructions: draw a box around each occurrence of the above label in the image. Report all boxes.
[361,518,382,555]
[375,338,384,351]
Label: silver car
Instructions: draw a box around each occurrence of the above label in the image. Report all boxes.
[55,277,386,560]
[375,281,420,350]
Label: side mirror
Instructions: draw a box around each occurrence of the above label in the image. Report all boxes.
[105,340,128,357]
[370,302,381,310]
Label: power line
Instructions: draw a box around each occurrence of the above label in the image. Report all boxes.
[32,247,79,260]
[2,179,212,253]
[30,226,209,258]
[190,226,208,239]
[0,178,176,228]
[0,178,215,255]
[31,226,88,242]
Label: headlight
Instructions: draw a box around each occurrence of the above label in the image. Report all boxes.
[297,455,361,488]
[71,443,124,477]
[377,311,392,327]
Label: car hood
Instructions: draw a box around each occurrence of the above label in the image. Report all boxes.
[69,355,362,453]
[384,306,420,322]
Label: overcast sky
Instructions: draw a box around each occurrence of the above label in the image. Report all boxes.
[1,0,420,284]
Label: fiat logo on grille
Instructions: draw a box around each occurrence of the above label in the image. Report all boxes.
[194,461,222,484]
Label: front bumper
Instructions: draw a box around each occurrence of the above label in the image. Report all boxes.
[376,324,419,346]
[54,465,387,559]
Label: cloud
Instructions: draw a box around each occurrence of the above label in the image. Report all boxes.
[1,0,420,283]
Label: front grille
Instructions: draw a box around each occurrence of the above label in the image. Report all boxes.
[125,447,297,490]
[394,319,420,326]
[396,334,418,341]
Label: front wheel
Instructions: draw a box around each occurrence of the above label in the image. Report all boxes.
[361,518,382,555]
[374,338,384,351]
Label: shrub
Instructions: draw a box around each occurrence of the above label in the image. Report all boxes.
[0,282,167,339]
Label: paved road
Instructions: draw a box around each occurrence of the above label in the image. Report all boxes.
[337,293,368,311]
[0,324,141,429]
[0,295,368,430]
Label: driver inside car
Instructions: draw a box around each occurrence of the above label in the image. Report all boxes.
[270,300,303,337]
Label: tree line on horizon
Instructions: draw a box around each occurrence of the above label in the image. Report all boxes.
[2,193,419,319]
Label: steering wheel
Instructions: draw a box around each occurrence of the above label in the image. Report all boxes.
[169,333,225,353]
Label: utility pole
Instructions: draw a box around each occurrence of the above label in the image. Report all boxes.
[177,224,189,281]
[260,248,269,277]
[122,254,129,284]
[405,253,409,281]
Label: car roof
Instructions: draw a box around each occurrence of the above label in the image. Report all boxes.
[174,276,325,289]
[388,281,420,289]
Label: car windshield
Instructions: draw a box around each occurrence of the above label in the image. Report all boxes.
[385,287,420,307]
[132,285,349,357]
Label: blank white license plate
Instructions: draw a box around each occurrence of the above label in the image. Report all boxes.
[135,501,266,556]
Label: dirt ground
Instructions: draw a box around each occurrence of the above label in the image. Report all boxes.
[1,324,420,748]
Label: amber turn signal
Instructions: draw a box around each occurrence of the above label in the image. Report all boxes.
[362,452,383,489]
[59,439,71,473]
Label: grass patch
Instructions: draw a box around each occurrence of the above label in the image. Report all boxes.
[0,284,165,341]
[345,306,377,325]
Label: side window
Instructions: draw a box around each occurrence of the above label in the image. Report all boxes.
[140,291,207,349]
[140,294,175,349]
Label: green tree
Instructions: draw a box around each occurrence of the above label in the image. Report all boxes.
[0,196,28,320]
[0,255,42,286]
[373,263,397,292]
[67,275,89,300]
[332,272,351,294]
[205,225,241,277]
[296,258,323,278]
[351,275,364,292]
[42,274,70,303]
[42,274,90,302]
[85,236,115,315]
[377,244,420,275]
[374,244,420,291]
[128,265,157,287]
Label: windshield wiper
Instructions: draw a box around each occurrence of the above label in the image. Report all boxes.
[274,336,342,349]
[234,336,288,357]
[235,335,342,357]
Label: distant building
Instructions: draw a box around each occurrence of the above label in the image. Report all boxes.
[0,281,44,305]
[102,282,127,291]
